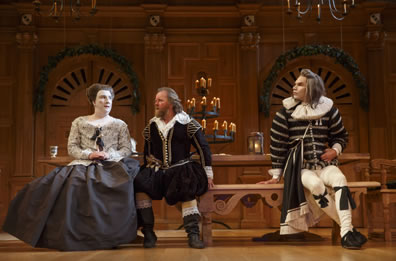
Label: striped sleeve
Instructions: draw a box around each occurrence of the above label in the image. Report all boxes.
[270,108,289,169]
[328,107,348,151]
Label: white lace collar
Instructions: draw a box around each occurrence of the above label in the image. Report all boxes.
[150,111,191,137]
[283,96,333,120]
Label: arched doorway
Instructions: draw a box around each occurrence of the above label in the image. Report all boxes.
[261,56,364,154]
[35,54,143,176]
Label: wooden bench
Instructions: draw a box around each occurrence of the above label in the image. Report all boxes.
[198,181,380,246]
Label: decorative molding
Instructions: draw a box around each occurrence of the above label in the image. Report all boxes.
[366,29,387,50]
[16,31,38,49]
[34,44,140,114]
[260,45,369,116]
[144,33,166,51]
[239,32,260,50]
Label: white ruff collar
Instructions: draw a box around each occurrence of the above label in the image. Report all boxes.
[151,111,191,137]
[283,96,333,120]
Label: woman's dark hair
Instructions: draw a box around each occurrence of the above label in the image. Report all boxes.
[86,84,114,104]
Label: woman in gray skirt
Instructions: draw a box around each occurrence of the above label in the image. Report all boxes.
[2,83,140,251]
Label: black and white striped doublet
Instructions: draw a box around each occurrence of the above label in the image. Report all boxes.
[270,105,348,171]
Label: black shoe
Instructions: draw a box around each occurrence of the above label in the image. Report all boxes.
[143,230,157,248]
[183,214,205,249]
[188,234,205,249]
[341,231,361,250]
[352,228,367,246]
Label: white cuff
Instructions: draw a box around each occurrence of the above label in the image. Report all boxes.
[332,143,343,156]
[268,168,282,180]
[205,166,214,179]
[81,149,93,159]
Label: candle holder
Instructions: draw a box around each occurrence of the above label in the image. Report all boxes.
[187,73,236,144]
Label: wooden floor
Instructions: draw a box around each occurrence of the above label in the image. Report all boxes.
[0,228,395,261]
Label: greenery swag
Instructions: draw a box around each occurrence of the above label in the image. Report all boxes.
[260,44,368,116]
[34,44,140,114]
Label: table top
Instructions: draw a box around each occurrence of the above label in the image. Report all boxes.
[37,153,370,167]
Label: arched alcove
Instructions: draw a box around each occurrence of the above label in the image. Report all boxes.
[35,54,141,163]
[261,56,364,153]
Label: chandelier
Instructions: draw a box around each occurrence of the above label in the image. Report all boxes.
[286,0,355,21]
[32,0,98,22]
[186,73,236,144]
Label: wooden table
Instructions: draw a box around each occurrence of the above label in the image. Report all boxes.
[37,153,370,167]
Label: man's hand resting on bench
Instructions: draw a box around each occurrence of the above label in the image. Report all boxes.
[257,178,279,184]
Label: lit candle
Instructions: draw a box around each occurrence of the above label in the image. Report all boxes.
[317,4,321,20]
[207,78,212,88]
[199,77,206,88]
[202,119,206,129]
[202,96,207,105]
[254,142,261,153]
[54,2,57,16]
[187,99,191,109]
[213,120,218,130]
[216,98,220,109]
[352,0,355,7]
[297,2,301,18]
[229,122,236,133]
[287,0,290,9]
[343,1,347,14]
[92,0,96,9]
[195,80,199,89]
[222,121,228,131]
[191,98,196,107]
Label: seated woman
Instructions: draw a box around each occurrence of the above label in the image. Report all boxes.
[2,83,140,251]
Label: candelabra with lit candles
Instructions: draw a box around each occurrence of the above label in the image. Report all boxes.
[186,75,236,144]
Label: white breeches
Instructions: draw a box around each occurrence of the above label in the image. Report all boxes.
[301,165,353,237]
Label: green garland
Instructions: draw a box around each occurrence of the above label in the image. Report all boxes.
[260,44,368,116]
[34,44,140,114]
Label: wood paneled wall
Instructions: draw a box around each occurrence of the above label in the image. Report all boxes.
[1,0,396,229]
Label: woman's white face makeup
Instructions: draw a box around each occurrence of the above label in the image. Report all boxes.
[93,90,113,114]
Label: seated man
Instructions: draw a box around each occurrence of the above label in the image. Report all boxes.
[258,69,367,249]
[134,87,214,249]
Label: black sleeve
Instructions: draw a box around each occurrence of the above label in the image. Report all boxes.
[188,120,212,167]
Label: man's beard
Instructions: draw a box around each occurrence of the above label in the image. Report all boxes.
[155,108,167,119]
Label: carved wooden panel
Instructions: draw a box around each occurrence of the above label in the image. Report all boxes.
[387,42,396,76]
[168,44,200,78]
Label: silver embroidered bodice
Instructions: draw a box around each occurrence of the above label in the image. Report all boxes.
[67,116,132,166]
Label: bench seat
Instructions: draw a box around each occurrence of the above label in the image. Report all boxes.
[199,181,380,246]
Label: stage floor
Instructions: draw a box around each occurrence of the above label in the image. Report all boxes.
[1,228,395,261]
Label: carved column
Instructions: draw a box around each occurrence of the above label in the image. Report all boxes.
[238,10,263,228]
[364,5,387,158]
[143,12,166,121]
[14,26,38,177]
[238,25,260,154]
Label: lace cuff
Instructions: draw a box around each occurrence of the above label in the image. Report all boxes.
[182,206,200,217]
[332,143,343,156]
[205,166,214,179]
[136,199,152,209]
[268,168,282,180]
[80,149,92,160]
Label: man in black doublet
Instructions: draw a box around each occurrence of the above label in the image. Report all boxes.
[134,87,214,249]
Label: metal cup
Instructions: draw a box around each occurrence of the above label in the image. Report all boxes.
[49,145,58,158]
